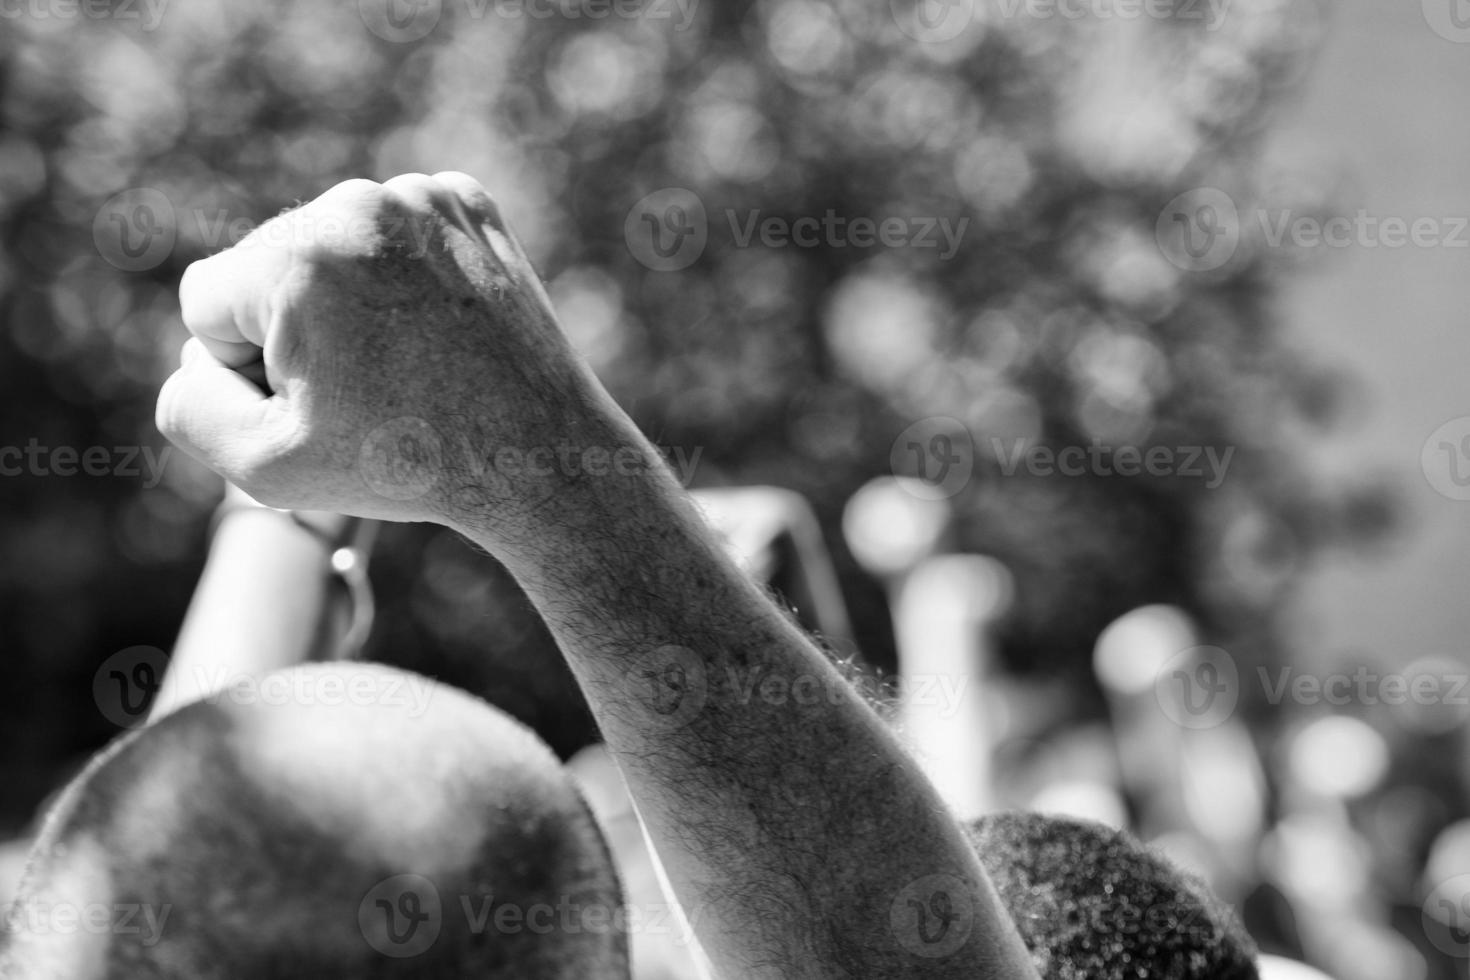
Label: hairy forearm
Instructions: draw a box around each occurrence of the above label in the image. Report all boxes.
[443,393,1037,980]
[149,169,1035,978]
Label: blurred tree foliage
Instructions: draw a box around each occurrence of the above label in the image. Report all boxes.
[0,0,1389,825]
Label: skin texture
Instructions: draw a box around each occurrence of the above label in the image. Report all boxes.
[153,173,1041,980]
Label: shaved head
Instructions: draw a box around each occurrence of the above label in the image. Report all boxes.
[1,663,628,980]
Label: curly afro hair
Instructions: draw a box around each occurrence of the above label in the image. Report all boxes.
[969,811,1259,980]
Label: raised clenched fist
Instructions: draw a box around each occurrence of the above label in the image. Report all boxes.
[156,172,606,530]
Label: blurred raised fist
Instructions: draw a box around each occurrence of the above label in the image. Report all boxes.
[156,173,596,528]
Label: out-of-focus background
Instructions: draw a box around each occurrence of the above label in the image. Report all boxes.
[3,0,1470,977]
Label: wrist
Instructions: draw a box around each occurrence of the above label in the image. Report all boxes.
[432,399,684,556]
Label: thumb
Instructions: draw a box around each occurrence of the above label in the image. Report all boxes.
[156,338,292,486]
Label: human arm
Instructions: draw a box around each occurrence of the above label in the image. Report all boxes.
[153,173,1039,980]
[148,485,375,722]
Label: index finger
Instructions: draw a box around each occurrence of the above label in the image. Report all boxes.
[177,236,290,368]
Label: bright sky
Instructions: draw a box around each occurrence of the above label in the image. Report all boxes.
[1273,0,1470,668]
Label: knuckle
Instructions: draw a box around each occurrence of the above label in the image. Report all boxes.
[433,170,504,229]
[330,174,449,254]
[301,179,408,258]
[432,170,480,188]
[381,172,439,204]
[321,177,386,209]
[381,173,454,225]
[316,178,397,227]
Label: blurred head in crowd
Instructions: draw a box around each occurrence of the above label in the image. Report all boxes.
[0,663,628,980]
[971,811,1260,980]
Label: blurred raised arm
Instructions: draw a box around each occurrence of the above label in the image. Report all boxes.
[148,484,375,721]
